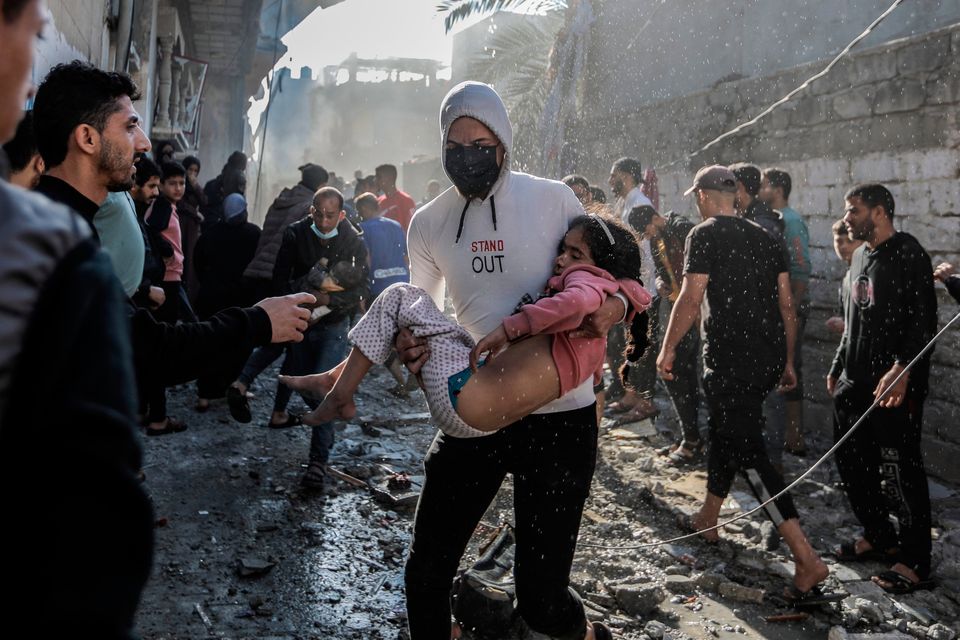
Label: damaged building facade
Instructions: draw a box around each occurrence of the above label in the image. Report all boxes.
[34,0,338,177]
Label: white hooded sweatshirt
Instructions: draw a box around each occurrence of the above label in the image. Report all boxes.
[407,81,593,414]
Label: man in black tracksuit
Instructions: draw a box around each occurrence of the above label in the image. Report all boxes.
[828,183,937,592]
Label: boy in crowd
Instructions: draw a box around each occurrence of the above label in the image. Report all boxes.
[825,219,863,335]
[146,160,196,323]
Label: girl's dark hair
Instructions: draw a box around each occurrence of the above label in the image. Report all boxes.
[565,215,651,387]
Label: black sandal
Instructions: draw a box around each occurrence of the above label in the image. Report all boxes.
[872,570,935,595]
[145,417,188,436]
[664,440,703,466]
[835,539,898,562]
[267,414,302,429]
[677,512,719,545]
[783,584,844,609]
[226,385,252,423]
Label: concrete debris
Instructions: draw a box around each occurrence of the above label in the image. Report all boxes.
[614,583,664,617]
[238,557,275,578]
[643,619,671,639]
[928,623,958,640]
[663,574,695,593]
[717,581,765,604]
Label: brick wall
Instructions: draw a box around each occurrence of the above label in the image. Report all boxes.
[574,24,960,481]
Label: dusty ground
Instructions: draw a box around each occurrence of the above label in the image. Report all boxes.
[135,367,960,640]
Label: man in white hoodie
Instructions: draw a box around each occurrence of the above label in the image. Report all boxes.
[400,81,622,640]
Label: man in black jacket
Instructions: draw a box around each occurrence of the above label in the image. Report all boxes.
[32,61,314,430]
[271,186,369,489]
[828,183,937,594]
[0,2,148,636]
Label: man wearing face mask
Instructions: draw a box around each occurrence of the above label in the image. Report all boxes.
[271,186,368,488]
[399,81,625,640]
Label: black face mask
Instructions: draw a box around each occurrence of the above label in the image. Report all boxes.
[445,143,500,199]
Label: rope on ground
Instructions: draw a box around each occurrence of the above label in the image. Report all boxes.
[578,308,960,550]
[659,0,907,171]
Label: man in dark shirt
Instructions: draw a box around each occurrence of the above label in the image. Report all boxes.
[729,162,785,241]
[272,186,369,489]
[828,183,937,594]
[629,205,702,464]
[658,165,829,602]
[0,3,149,635]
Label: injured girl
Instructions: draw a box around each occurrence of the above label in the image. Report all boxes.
[281,214,653,438]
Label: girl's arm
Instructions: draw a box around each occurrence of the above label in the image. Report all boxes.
[502,273,611,340]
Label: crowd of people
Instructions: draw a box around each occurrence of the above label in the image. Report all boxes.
[1,1,959,637]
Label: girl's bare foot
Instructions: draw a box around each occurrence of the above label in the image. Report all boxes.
[303,389,356,425]
[280,371,338,401]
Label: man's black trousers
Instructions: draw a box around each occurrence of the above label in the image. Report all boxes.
[833,381,931,576]
[404,404,597,640]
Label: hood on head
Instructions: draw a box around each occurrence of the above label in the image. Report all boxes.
[439,81,512,196]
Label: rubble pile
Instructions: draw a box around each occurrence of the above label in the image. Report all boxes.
[134,369,960,639]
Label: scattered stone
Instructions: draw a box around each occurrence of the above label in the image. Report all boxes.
[760,521,780,550]
[665,564,691,576]
[614,583,664,617]
[854,597,886,625]
[694,571,725,591]
[927,623,957,640]
[238,557,275,578]
[643,620,670,639]
[908,622,931,639]
[664,574,695,593]
[717,581,765,604]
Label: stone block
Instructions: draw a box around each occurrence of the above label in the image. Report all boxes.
[927,179,960,214]
[717,581,764,604]
[806,158,850,187]
[796,184,831,217]
[924,68,960,106]
[874,79,926,115]
[897,35,952,75]
[791,95,831,127]
[850,152,899,184]
[899,215,960,253]
[851,50,899,85]
[833,88,875,120]
[923,435,960,484]
[928,401,960,445]
[900,149,960,182]
[614,583,663,617]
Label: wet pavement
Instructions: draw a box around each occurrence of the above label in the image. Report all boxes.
[135,367,960,639]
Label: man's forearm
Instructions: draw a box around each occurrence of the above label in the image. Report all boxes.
[662,292,699,352]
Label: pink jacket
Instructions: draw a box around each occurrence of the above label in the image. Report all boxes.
[501,264,653,396]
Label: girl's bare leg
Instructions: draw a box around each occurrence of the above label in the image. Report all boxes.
[279,358,350,400]
[456,335,562,431]
[300,347,375,425]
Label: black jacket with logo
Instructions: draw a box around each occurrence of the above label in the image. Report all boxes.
[829,232,937,400]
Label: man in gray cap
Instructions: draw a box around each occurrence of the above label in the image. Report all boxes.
[657,165,833,605]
